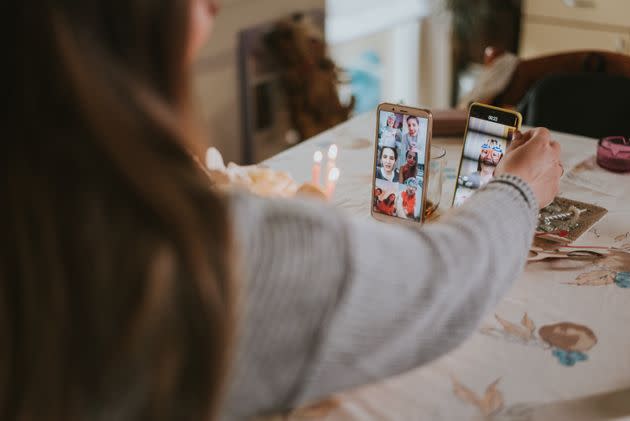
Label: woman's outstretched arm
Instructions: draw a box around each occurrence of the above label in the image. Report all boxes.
[222,128,560,420]
[222,175,536,419]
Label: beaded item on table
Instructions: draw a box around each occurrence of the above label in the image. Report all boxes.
[535,197,608,244]
[537,204,583,233]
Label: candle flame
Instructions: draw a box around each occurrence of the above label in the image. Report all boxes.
[327,144,338,160]
[328,167,340,182]
[313,150,323,163]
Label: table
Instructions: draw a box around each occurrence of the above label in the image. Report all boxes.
[263,112,630,420]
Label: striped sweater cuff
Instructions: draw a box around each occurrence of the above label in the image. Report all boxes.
[489,174,539,212]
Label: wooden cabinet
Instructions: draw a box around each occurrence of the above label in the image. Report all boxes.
[520,0,630,58]
[521,21,630,58]
[524,0,630,28]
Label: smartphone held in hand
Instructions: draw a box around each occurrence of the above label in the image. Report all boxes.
[452,103,522,208]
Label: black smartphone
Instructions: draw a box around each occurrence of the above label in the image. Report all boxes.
[452,102,522,207]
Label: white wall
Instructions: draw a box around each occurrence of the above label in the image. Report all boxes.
[327,0,452,109]
[193,0,325,164]
[418,11,453,108]
[326,0,430,107]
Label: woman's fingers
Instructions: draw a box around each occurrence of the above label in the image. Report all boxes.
[496,126,564,208]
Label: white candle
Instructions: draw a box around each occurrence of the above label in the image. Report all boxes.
[312,150,323,186]
[326,167,340,199]
[327,144,338,162]
[326,144,338,182]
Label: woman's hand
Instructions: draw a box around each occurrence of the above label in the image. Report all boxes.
[495,128,563,208]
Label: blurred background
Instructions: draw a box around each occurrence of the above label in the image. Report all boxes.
[193,0,630,164]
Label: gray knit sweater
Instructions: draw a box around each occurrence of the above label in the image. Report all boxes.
[222,174,538,420]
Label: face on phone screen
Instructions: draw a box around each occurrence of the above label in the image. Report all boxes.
[373,110,429,222]
[453,105,520,207]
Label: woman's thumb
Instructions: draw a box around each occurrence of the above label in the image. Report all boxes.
[508,130,531,151]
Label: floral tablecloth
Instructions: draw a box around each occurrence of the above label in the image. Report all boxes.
[263,112,630,421]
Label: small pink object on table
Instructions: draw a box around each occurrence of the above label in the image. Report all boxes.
[597,136,630,173]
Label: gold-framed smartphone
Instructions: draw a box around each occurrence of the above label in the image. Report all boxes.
[371,102,433,226]
[452,102,522,208]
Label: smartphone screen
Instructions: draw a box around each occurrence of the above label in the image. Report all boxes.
[452,104,521,207]
[373,107,430,222]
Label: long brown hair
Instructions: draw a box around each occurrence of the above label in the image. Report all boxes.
[3,1,234,420]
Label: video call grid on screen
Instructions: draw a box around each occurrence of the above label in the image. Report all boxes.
[373,111,429,221]
[453,116,516,207]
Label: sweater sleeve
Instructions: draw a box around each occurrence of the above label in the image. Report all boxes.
[221,175,538,420]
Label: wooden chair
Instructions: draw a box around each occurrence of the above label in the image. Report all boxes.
[431,49,630,138]
[485,47,630,108]
[478,48,630,138]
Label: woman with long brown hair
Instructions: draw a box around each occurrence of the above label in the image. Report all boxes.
[5,1,232,420]
[5,1,563,420]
